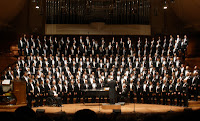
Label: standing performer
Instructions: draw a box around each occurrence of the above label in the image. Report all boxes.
[161,79,168,105]
[108,77,117,104]
[182,79,189,107]
[168,80,175,105]
[136,81,142,103]
[155,82,161,104]
[27,79,34,108]
[175,79,182,106]
[148,81,155,104]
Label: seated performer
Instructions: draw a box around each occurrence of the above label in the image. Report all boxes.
[49,86,62,107]
[118,83,128,102]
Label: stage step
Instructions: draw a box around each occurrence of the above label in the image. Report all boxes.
[102,103,121,110]
[188,101,200,107]
[0,104,27,112]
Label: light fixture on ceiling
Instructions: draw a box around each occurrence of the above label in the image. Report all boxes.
[163,6,168,9]
[36,5,39,9]
[36,0,39,9]
[163,0,168,10]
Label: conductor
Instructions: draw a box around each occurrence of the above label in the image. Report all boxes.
[108,77,117,104]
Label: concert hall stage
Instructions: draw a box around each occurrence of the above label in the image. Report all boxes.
[29,103,200,114]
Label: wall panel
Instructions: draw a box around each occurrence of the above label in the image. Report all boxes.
[45,23,151,35]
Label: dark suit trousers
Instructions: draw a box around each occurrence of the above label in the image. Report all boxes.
[156,93,161,104]
[169,93,175,105]
[130,91,134,103]
[27,94,33,108]
[136,92,141,103]
[182,92,188,107]
[176,92,181,106]
[162,92,167,105]
[143,92,148,103]
[63,93,68,104]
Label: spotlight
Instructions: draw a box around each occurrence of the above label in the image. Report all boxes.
[35,0,39,9]
[163,0,168,10]
[163,6,168,9]
[36,5,39,9]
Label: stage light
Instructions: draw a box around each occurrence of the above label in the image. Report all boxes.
[35,0,39,9]
[163,6,168,9]
[36,5,39,9]
[163,0,168,10]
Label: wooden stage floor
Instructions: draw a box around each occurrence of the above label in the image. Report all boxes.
[30,103,200,114]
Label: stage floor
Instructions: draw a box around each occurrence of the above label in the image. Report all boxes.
[31,103,200,114]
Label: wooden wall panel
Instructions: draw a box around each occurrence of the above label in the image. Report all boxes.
[13,81,27,105]
[45,23,151,35]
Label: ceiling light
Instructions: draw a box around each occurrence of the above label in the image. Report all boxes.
[163,6,168,9]
[36,5,39,9]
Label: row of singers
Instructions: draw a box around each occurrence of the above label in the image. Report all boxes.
[26,76,198,107]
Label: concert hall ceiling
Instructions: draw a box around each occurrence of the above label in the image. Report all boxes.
[169,0,200,32]
[0,0,200,33]
[0,0,26,27]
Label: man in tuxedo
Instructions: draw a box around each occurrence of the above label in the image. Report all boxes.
[128,79,136,103]
[57,80,63,98]
[175,79,182,106]
[82,79,92,103]
[148,81,155,104]
[191,72,199,101]
[182,79,189,107]
[34,82,41,107]
[39,81,45,106]
[142,81,148,104]
[74,80,82,103]
[44,79,51,98]
[68,80,75,103]
[108,77,117,104]
[97,79,105,102]
[18,37,24,56]
[136,81,142,103]
[27,79,34,107]
[168,80,175,105]
[62,81,69,104]
[161,79,168,105]
[119,83,129,102]
[155,82,161,104]
[48,86,62,107]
